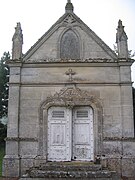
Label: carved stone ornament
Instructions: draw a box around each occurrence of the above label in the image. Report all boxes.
[65,68,76,81]
[45,86,99,109]
[64,14,76,24]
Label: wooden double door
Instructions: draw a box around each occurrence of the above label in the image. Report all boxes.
[47,106,94,161]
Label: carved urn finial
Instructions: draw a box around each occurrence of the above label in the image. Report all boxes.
[12,22,23,60]
[116,20,128,59]
[65,0,74,13]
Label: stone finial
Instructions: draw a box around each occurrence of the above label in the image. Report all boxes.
[12,22,23,60]
[65,0,74,13]
[116,20,128,59]
[116,20,128,42]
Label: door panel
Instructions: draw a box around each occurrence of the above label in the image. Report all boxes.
[50,124,66,145]
[48,107,71,161]
[73,107,94,161]
[74,123,90,144]
[47,106,94,162]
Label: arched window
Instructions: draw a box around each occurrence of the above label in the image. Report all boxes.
[60,30,80,60]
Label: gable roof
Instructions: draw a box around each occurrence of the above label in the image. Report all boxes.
[23,10,117,61]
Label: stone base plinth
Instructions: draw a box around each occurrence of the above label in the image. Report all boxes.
[2,155,20,177]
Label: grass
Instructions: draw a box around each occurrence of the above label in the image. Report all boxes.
[0,144,5,177]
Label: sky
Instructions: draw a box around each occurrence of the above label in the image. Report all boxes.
[0,0,135,85]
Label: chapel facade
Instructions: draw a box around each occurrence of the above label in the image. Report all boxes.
[3,1,135,179]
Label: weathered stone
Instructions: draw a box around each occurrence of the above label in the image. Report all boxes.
[20,158,34,177]
[106,158,121,177]
[26,162,118,179]
[2,156,20,177]
[122,158,135,178]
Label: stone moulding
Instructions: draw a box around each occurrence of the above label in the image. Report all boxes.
[5,137,38,142]
[24,58,115,63]
[103,137,135,142]
[38,86,103,160]
[44,86,102,108]
[6,58,134,65]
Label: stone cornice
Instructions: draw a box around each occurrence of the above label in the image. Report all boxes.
[21,58,134,68]
[118,61,134,66]
[6,59,22,67]
[24,58,115,63]
[7,58,134,67]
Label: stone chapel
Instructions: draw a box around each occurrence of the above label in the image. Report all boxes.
[3,0,135,179]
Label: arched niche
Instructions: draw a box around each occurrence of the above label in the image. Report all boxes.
[60,30,80,60]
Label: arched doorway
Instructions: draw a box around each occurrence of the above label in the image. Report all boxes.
[39,87,103,162]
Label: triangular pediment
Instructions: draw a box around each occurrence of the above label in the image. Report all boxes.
[23,12,117,62]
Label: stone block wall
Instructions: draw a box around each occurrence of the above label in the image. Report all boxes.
[2,62,135,178]
[103,140,135,178]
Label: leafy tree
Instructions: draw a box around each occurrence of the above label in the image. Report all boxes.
[0,52,10,145]
[133,87,135,136]
[0,52,10,119]
[0,121,7,144]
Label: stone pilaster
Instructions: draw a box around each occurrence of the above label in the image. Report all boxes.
[119,61,134,137]
[2,61,22,177]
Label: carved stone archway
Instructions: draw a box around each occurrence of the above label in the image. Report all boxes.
[38,87,103,161]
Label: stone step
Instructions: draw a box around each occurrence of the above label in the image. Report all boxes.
[23,162,118,179]
[37,162,102,171]
[29,169,112,179]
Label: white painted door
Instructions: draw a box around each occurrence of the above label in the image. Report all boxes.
[72,107,94,161]
[48,107,71,161]
[47,106,94,161]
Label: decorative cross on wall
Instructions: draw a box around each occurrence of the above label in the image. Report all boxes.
[65,68,76,82]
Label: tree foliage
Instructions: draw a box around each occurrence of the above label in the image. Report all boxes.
[133,87,135,134]
[0,52,10,144]
[0,122,7,144]
[0,52,10,119]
